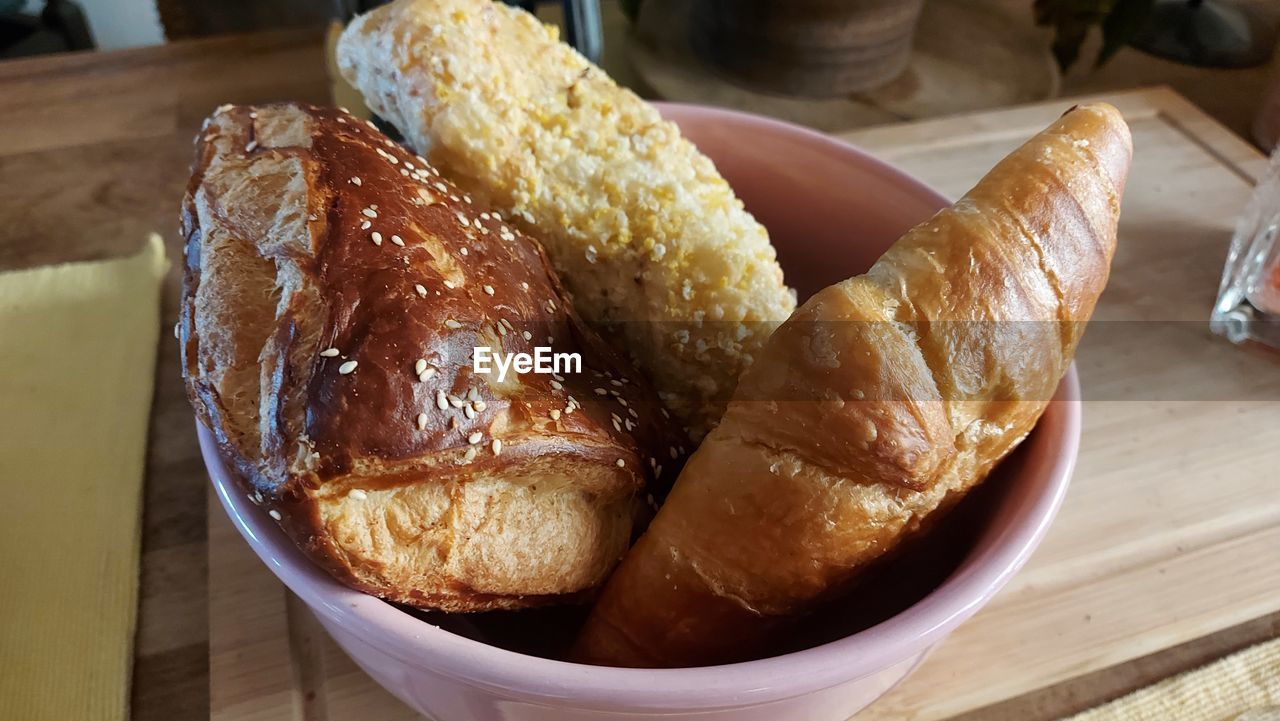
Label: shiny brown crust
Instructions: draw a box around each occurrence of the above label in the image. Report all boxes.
[572,104,1132,666]
[179,103,685,611]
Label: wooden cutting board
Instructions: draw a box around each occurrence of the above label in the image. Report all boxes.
[209,87,1280,721]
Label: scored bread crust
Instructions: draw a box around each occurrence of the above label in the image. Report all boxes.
[179,103,685,611]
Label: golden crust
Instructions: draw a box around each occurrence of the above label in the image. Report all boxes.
[572,104,1132,666]
[179,103,685,611]
[335,0,797,439]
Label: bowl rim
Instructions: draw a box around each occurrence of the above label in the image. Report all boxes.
[202,104,1080,711]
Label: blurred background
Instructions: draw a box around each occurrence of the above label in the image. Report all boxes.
[3,0,1280,147]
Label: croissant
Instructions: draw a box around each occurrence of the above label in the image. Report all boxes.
[571,104,1132,667]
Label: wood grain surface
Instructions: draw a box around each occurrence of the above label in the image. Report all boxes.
[0,28,328,721]
[0,30,1276,721]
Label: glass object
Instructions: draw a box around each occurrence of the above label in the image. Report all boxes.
[1212,147,1280,349]
[1131,0,1274,69]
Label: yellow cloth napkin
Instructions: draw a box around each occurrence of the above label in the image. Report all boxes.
[0,236,169,721]
[1068,638,1280,721]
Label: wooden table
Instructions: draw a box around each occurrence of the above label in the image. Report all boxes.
[0,29,330,721]
[1,31,1277,721]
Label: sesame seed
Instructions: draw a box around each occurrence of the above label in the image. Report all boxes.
[448,394,465,408]
[480,212,490,220]
[436,390,448,410]
[617,398,628,407]
[414,359,428,375]
[467,431,482,444]
[549,409,561,420]
[338,360,358,375]
[350,489,368,500]
[173,322,181,339]
[391,235,405,247]
[419,368,436,381]
[563,404,575,414]
[268,509,282,520]
[491,438,502,455]
[463,404,476,419]
[361,220,372,230]
[628,408,638,418]
[472,400,486,412]
[320,348,340,357]
[245,140,258,152]
[434,181,448,192]
[415,284,428,297]
[611,379,624,386]
[661,408,671,419]
[594,388,608,395]
[416,413,428,430]
[550,380,563,391]
[669,446,678,459]
[483,285,495,295]
[460,248,468,256]
[351,176,362,186]
[371,231,383,245]
[443,280,456,289]
[616,458,626,468]
[625,418,635,431]
[362,208,377,218]
[585,245,598,263]
[552,372,565,381]
[520,282,529,291]
[444,319,462,329]
[522,331,532,341]
[467,388,480,402]
[612,417,622,432]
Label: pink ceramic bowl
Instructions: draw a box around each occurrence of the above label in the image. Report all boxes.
[202,104,1079,720]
